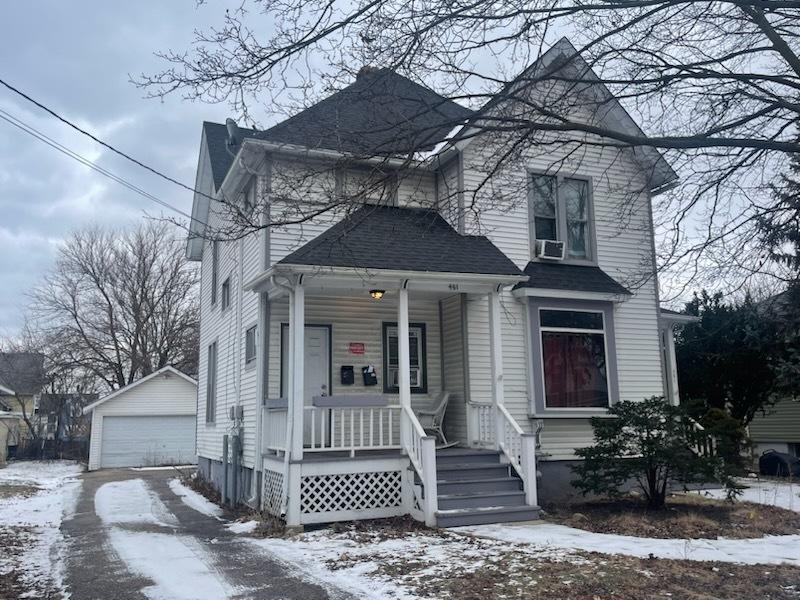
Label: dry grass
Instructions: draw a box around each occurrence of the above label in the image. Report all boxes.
[410,551,800,600]
[317,521,800,599]
[544,494,800,539]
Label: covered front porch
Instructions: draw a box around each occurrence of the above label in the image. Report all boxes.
[245,205,540,527]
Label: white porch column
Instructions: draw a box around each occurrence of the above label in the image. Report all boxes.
[290,282,305,459]
[488,289,505,450]
[398,284,411,446]
[285,281,305,528]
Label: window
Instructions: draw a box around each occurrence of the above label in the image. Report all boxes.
[210,240,219,305]
[382,322,427,394]
[539,308,609,408]
[245,325,257,364]
[206,341,217,423]
[221,277,231,310]
[529,174,592,260]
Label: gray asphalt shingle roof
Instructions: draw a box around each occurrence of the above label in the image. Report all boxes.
[277,205,525,277]
[515,262,631,296]
[203,69,472,191]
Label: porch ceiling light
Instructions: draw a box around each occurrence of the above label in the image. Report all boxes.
[369,289,386,300]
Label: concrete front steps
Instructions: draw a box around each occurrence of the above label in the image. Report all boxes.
[428,448,540,527]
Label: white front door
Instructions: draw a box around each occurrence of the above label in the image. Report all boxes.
[282,325,331,441]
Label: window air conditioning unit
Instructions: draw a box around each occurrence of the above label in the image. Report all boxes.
[536,239,566,260]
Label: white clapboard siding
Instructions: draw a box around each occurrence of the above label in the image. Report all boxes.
[440,294,468,443]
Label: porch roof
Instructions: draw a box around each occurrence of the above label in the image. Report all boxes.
[513,262,631,296]
[277,205,525,277]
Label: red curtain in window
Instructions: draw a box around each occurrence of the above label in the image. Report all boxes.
[542,332,608,408]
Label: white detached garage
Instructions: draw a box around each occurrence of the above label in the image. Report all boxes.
[84,366,198,470]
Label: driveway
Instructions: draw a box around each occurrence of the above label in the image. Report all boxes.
[62,468,342,600]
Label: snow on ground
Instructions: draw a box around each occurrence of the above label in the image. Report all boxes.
[0,461,83,597]
[698,478,800,512]
[225,520,258,534]
[168,478,223,520]
[96,478,240,600]
[108,528,235,600]
[456,522,800,565]
[237,527,577,600]
[95,478,178,527]
[456,479,800,566]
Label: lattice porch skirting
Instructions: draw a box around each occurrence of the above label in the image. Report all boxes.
[261,467,284,517]
[297,457,406,525]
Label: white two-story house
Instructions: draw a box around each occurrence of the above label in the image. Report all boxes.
[186,38,683,528]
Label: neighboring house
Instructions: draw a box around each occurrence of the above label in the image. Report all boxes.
[187,38,680,527]
[749,290,800,458]
[83,366,198,470]
[0,352,46,455]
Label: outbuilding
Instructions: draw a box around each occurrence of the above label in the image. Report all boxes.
[84,366,197,470]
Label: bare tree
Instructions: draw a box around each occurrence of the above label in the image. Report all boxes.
[30,221,199,391]
[138,0,800,295]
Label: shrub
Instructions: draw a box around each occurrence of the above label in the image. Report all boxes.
[571,397,737,510]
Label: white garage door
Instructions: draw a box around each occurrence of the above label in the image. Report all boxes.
[100,415,196,468]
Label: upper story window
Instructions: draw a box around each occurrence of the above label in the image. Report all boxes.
[529,174,593,261]
[243,179,256,215]
[221,276,231,310]
[245,324,257,364]
[210,240,219,305]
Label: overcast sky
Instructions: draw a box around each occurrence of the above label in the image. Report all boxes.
[0,2,251,334]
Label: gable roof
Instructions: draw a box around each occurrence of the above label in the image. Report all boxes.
[514,262,631,296]
[82,366,197,414]
[0,352,45,396]
[462,38,677,191]
[203,121,260,191]
[278,204,525,277]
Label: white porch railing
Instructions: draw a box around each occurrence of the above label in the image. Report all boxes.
[401,405,438,526]
[687,417,717,457]
[303,405,402,456]
[468,402,495,448]
[468,401,538,507]
[262,403,288,453]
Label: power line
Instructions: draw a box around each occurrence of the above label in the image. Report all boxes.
[0,107,196,222]
[0,76,218,203]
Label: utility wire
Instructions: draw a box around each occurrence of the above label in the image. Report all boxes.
[0,107,196,222]
[0,77,218,203]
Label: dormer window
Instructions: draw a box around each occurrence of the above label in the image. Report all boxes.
[529,174,593,261]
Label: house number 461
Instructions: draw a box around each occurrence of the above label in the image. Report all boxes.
[448,283,459,291]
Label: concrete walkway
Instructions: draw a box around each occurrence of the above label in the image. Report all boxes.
[62,468,345,599]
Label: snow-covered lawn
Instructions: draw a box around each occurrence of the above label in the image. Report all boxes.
[214,479,800,598]
[0,461,83,598]
[699,477,800,512]
[236,523,579,600]
[458,479,800,566]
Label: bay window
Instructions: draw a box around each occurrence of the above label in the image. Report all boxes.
[531,303,618,412]
[529,174,593,261]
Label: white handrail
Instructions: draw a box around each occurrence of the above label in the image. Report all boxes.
[687,417,717,456]
[470,401,538,507]
[401,405,438,526]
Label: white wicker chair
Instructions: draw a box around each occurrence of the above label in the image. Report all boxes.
[416,392,453,446]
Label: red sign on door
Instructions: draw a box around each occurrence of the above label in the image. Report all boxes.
[348,342,365,355]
